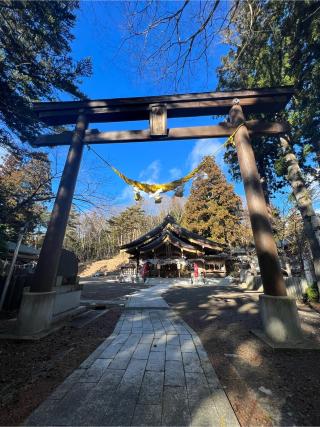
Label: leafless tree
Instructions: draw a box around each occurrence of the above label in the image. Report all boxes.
[121,0,256,89]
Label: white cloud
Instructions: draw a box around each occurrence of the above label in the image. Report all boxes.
[189,138,225,169]
[139,160,161,182]
[169,167,182,180]
[115,186,134,204]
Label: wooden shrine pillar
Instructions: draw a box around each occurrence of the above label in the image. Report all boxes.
[30,113,88,293]
[229,101,287,296]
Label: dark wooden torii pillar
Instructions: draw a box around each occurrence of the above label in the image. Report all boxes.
[229,100,287,297]
[30,113,88,293]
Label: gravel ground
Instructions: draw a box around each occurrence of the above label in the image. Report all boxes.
[80,278,149,301]
[163,285,320,427]
[0,307,122,426]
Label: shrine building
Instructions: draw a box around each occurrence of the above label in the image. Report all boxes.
[120,215,230,278]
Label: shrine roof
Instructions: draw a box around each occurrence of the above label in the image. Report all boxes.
[121,215,226,256]
[138,230,201,255]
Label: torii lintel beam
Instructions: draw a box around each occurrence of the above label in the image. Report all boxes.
[33,86,294,126]
[33,120,290,147]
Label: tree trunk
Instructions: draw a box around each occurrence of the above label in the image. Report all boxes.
[294,223,305,277]
[280,135,320,293]
[303,255,316,285]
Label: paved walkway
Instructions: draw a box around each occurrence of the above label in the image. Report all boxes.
[25,280,239,426]
[125,279,172,309]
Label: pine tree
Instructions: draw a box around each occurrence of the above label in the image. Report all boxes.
[0,1,91,154]
[182,156,242,247]
[108,205,151,247]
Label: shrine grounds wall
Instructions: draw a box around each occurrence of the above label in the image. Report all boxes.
[246,276,308,300]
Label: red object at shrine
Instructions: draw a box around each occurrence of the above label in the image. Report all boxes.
[142,262,150,277]
[194,263,199,278]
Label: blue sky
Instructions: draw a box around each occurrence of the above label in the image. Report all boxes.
[47,2,277,215]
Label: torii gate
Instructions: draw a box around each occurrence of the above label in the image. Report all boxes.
[19,87,302,345]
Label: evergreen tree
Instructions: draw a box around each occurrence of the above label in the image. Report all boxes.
[0,1,91,154]
[218,1,320,175]
[108,204,152,247]
[182,156,242,247]
[217,0,320,289]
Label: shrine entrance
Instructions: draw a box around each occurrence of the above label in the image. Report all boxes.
[18,86,303,345]
[160,264,178,279]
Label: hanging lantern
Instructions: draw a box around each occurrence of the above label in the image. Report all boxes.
[174,184,184,197]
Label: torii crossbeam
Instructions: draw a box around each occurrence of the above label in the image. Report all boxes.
[21,86,302,343]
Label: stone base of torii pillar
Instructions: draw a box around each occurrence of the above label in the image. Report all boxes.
[260,295,301,340]
[253,295,319,349]
[17,291,56,336]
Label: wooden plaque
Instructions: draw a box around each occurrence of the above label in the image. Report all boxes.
[149,104,167,136]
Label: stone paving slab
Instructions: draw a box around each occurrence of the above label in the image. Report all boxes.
[166,344,182,362]
[164,360,186,387]
[132,404,162,426]
[182,351,203,373]
[133,343,151,359]
[146,351,165,372]
[162,386,191,426]
[25,280,240,427]
[139,371,164,404]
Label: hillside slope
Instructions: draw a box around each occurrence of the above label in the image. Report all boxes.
[79,252,130,277]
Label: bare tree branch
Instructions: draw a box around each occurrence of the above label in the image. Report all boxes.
[120,0,241,88]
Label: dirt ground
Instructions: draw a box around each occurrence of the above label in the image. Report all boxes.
[0,280,148,426]
[163,285,320,427]
[0,307,122,426]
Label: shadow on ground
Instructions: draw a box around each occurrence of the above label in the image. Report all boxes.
[163,284,320,426]
[0,308,122,426]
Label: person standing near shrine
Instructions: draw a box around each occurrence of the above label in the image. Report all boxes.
[141,262,150,283]
[193,262,199,285]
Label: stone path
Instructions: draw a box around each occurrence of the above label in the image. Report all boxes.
[25,280,239,426]
[125,279,171,309]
